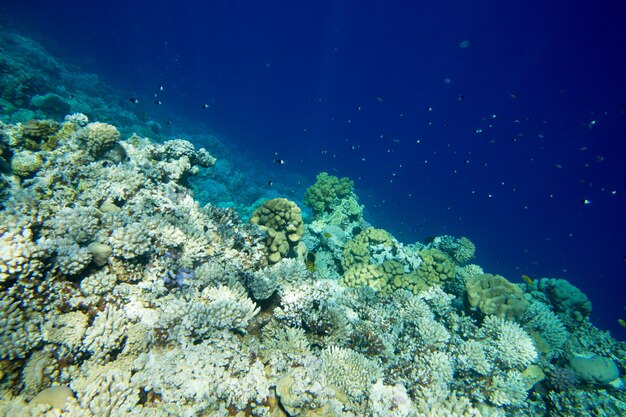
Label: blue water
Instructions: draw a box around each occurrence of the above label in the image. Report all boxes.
[3,0,625,336]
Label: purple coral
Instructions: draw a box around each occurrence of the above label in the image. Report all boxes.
[548,366,578,391]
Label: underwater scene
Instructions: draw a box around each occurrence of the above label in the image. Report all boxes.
[0,1,625,416]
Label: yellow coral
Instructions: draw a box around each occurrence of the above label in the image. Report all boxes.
[415,248,454,285]
[466,273,528,320]
[250,198,303,264]
[342,227,394,270]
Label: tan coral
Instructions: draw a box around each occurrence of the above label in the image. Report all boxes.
[250,198,303,264]
[466,273,528,320]
[415,249,454,285]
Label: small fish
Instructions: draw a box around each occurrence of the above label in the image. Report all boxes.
[305,252,316,273]
[166,120,172,125]
[268,180,273,186]
[522,274,534,286]
[554,164,563,169]
[619,319,626,328]
[201,103,210,109]
[422,236,436,245]
[510,93,520,100]
[154,100,162,105]
[159,85,164,91]
[274,159,288,165]
[581,199,591,205]
[458,94,464,101]
[129,98,140,104]
[323,232,333,239]
[376,96,384,102]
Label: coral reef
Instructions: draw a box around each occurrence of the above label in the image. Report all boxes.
[0,28,625,417]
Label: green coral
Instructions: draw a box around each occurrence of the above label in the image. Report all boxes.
[414,248,455,285]
[436,235,476,265]
[339,229,450,295]
[342,227,395,270]
[340,263,387,292]
[250,197,303,264]
[304,172,354,217]
[11,150,42,177]
[20,119,61,151]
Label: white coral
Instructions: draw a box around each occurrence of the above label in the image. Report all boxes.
[487,370,528,406]
[320,346,380,401]
[0,296,42,360]
[109,221,151,260]
[201,285,260,330]
[478,315,537,369]
[0,225,46,284]
[368,380,415,417]
[82,305,128,363]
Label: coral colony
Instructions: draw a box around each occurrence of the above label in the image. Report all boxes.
[1,29,625,417]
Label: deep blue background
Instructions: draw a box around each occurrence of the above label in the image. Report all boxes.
[3,0,625,336]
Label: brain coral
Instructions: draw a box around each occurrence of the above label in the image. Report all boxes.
[304,172,354,216]
[466,273,528,320]
[250,198,303,264]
